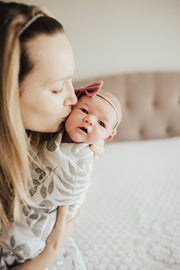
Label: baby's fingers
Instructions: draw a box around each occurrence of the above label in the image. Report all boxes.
[90,140,105,159]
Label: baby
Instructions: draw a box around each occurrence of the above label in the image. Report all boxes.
[64,82,121,144]
[0,81,121,269]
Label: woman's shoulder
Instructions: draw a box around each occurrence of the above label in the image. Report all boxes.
[45,129,64,152]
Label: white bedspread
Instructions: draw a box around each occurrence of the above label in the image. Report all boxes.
[74,137,180,270]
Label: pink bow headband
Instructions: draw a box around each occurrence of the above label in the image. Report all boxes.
[75,81,120,129]
[75,81,103,98]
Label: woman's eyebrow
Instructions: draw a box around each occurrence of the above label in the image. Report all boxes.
[47,75,72,86]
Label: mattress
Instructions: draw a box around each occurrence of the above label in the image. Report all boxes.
[73,137,180,270]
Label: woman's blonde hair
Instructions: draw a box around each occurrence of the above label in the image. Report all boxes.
[0,1,64,244]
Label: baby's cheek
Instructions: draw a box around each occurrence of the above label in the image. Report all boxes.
[93,128,103,141]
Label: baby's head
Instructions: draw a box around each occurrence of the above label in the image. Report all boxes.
[65,89,122,144]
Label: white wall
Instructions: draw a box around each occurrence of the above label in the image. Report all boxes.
[6,0,180,80]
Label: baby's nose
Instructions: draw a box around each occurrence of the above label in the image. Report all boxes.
[85,119,93,126]
[84,116,95,126]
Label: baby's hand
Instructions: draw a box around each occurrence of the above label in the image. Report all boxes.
[90,140,105,159]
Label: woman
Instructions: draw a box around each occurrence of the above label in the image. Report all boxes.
[0,1,90,269]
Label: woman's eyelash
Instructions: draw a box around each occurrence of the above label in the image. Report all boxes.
[99,121,105,128]
[52,88,63,94]
[80,108,88,114]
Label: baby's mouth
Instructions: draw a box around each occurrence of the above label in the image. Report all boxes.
[79,127,88,134]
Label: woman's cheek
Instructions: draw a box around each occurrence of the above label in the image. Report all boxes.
[51,97,63,112]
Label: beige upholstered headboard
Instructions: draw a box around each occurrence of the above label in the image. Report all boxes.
[74,71,180,142]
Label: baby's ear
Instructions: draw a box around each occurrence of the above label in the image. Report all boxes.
[105,129,117,141]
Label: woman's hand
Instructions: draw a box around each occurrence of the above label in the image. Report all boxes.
[11,204,84,270]
[90,140,105,159]
[45,204,84,255]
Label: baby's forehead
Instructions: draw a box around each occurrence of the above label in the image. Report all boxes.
[78,95,107,108]
[77,95,117,118]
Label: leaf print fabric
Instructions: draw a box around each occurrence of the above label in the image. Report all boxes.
[0,130,93,269]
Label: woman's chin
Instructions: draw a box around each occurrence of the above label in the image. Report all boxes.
[53,122,65,133]
[40,123,64,133]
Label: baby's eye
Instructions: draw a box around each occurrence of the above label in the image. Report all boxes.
[80,108,88,114]
[99,121,105,128]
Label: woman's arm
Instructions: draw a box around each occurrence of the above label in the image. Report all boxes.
[11,204,84,270]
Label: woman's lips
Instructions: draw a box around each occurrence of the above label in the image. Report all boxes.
[62,112,71,121]
[63,108,71,120]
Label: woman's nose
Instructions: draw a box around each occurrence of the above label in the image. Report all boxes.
[64,81,77,106]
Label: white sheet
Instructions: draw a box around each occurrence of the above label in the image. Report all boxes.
[74,137,180,270]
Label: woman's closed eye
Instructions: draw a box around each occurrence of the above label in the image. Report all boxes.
[52,88,63,94]
[80,108,88,114]
[99,121,105,128]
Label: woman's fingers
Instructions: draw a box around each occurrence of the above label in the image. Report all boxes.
[45,206,67,250]
[45,203,85,254]
[67,201,85,229]
[56,205,68,224]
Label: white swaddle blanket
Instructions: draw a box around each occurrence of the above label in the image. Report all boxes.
[0,130,93,269]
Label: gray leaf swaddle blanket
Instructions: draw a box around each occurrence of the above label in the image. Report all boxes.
[0,130,93,269]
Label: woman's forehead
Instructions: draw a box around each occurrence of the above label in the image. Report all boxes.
[26,33,75,85]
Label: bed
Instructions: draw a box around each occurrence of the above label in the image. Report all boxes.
[72,72,180,270]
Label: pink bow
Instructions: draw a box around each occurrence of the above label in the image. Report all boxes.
[75,81,103,99]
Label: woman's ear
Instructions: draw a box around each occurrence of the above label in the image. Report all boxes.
[105,129,117,141]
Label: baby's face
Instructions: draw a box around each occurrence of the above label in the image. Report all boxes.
[65,95,117,143]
